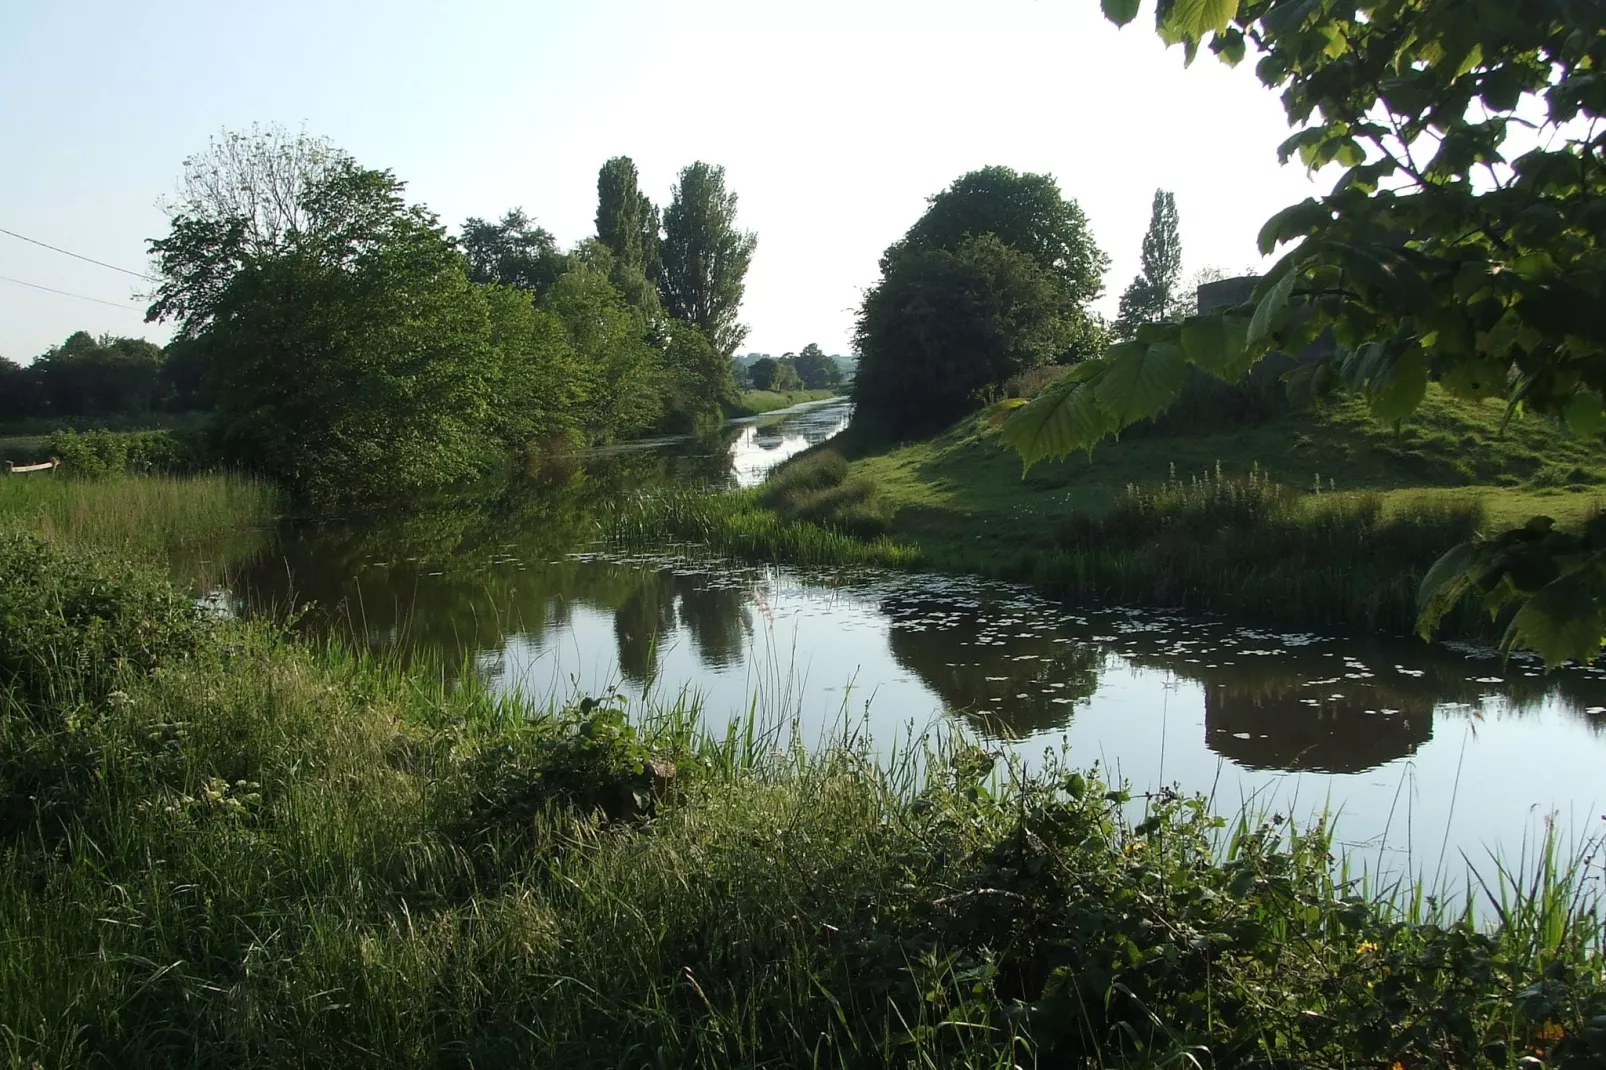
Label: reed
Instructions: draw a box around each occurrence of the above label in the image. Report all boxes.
[0,471,276,564]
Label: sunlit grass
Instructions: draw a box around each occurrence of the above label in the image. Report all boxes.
[0,472,277,577]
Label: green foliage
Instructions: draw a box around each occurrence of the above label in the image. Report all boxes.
[858,233,1079,437]
[659,161,757,356]
[545,260,664,441]
[0,533,205,710]
[45,429,198,478]
[1015,0,1606,660]
[747,355,802,392]
[149,144,506,504]
[2,542,1603,1065]
[594,157,664,317]
[659,321,736,431]
[461,208,567,297]
[456,697,673,842]
[888,166,1108,311]
[791,343,843,390]
[1112,189,1186,340]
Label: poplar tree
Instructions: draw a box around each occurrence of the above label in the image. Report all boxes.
[1113,189,1184,339]
[659,162,757,357]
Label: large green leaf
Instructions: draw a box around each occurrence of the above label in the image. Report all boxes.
[1415,540,1481,639]
[1367,346,1428,422]
[1564,390,1606,436]
[1247,271,1295,345]
[1180,314,1254,382]
[1502,574,1606,667]
[1164,0,1240,40]
[1100,0,1141,26]
[1094,341,1187,427]
[999,381,1114,471]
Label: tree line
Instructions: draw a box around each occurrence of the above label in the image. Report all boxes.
[115,126,760,503]
[740,344,847,392]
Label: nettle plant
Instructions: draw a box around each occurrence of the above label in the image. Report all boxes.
[1006,0,1606,662]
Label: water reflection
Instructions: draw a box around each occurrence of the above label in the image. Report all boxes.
[218,399,1606,869]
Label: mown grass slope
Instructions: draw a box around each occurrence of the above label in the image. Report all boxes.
[841,385,1606,558]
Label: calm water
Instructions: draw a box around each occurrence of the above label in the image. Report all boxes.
[222,397,1606,874]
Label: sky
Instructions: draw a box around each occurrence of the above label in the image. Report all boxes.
[0,0,1335,363]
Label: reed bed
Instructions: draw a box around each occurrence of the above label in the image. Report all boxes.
[0,471,276,563]
[1,532,1603,1067]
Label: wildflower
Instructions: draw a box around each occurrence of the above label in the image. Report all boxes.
[1356,941,1380,955]
[1536,1021,1565,1042]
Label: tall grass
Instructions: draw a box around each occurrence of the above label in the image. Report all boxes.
[611,483,919,568]
[0,471,276,563]
[1,534,1603,1066]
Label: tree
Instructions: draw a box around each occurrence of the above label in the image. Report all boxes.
[544,259,663,441]
[890,166,1109,315]
[747,356,783,391]
[0,357,34,421]
[659,162,757,356]
[148,137,504,502]
[792,343,843,390]
[1113,190,1185,339]
[660,322,736,430]
[856,234,1075,437]
[595,157,666,316]
[29,332,164,416]
[1007,0,1606,663]
[597,157,646,273]
[461,209,567,296]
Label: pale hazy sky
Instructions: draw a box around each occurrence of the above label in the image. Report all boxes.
[0,0,1333,362]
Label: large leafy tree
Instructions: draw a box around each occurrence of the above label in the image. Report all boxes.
[461,209,567,297]
[148,136,503,502]
[26,332,164,416]
[792,343,843,390]
[1113,189,1185,339]
[594,157,665,316]
[659,162,757,356]
[1006,0,1606,663]
[892,166,1109,314]
[544,258,664,441]
[857,234,1076,437]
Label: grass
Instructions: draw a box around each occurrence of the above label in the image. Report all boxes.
[648,386,1606,636]
[611,484,918,569]
[0,471,277,584]
[2,531,1604,1067]
[724,388,839,418]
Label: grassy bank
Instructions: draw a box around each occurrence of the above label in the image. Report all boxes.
[2,531,1603,1067]
[649,387,1606,636]
[725,388,839,418]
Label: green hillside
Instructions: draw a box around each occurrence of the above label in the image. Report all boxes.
[841,385,1606,557]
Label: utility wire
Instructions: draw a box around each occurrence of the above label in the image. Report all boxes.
[0,273,143,312]
[0,226,159,282]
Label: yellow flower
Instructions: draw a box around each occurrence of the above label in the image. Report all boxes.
[1537,1020,1566,1041]
[1356,941,1380,955]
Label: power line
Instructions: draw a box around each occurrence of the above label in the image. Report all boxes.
[0,273,143,313]
[0,226,159,282]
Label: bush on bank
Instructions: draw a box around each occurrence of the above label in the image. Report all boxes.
[2,533,1604,1066]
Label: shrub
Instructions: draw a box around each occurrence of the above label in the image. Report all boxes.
[45,428,199,477]
[0,532,205,709]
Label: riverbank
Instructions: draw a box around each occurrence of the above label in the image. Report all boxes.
[3,523,1603,1067]
[664,386,1606,637]
[724,387,839,417]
